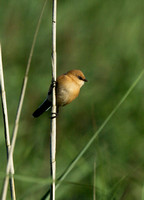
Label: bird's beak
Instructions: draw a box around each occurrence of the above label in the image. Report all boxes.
[84,79,88,82]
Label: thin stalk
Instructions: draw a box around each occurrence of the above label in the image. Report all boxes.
[0,45,16,200]
[42,68,144,200]
[1,1,48,199]
[50,0,57,200]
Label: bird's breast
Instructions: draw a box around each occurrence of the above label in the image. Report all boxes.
[56,81,80,106]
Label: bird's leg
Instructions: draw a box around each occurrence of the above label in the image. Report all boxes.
[52,80,57,88]
[51,113,57,119]
[50,107,59,119]
[50,80,57,119]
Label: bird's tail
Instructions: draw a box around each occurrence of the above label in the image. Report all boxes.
[33,98,51,118]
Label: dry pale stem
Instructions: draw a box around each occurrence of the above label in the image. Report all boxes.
[0,44,16,200]
[50,0,57,200]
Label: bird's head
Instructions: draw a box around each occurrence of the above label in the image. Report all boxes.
[66,69,88,87]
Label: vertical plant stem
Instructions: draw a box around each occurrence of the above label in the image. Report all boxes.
[1,1,48,199]
[50,0,57,199]
[0,45,16,200]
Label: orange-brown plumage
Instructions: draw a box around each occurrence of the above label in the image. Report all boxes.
[33,69,87,118]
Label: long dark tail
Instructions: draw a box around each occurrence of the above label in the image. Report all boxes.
[33,99,51,118]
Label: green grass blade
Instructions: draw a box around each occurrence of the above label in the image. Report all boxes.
[0,172,52,185]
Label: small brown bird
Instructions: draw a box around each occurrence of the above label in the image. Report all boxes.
[33,69,88,118]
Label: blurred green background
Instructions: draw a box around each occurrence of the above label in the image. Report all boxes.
[0,0,144,199]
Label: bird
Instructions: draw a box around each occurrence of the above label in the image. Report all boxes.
[32,69,88,118]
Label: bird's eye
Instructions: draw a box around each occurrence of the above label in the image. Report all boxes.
[78,76,83,80]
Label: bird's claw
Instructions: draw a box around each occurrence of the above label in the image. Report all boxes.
[52,80,57,88]
[51,112,57,119]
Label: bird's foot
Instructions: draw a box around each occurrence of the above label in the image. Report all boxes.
[51,112,58,119]
[52,80,57,88]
